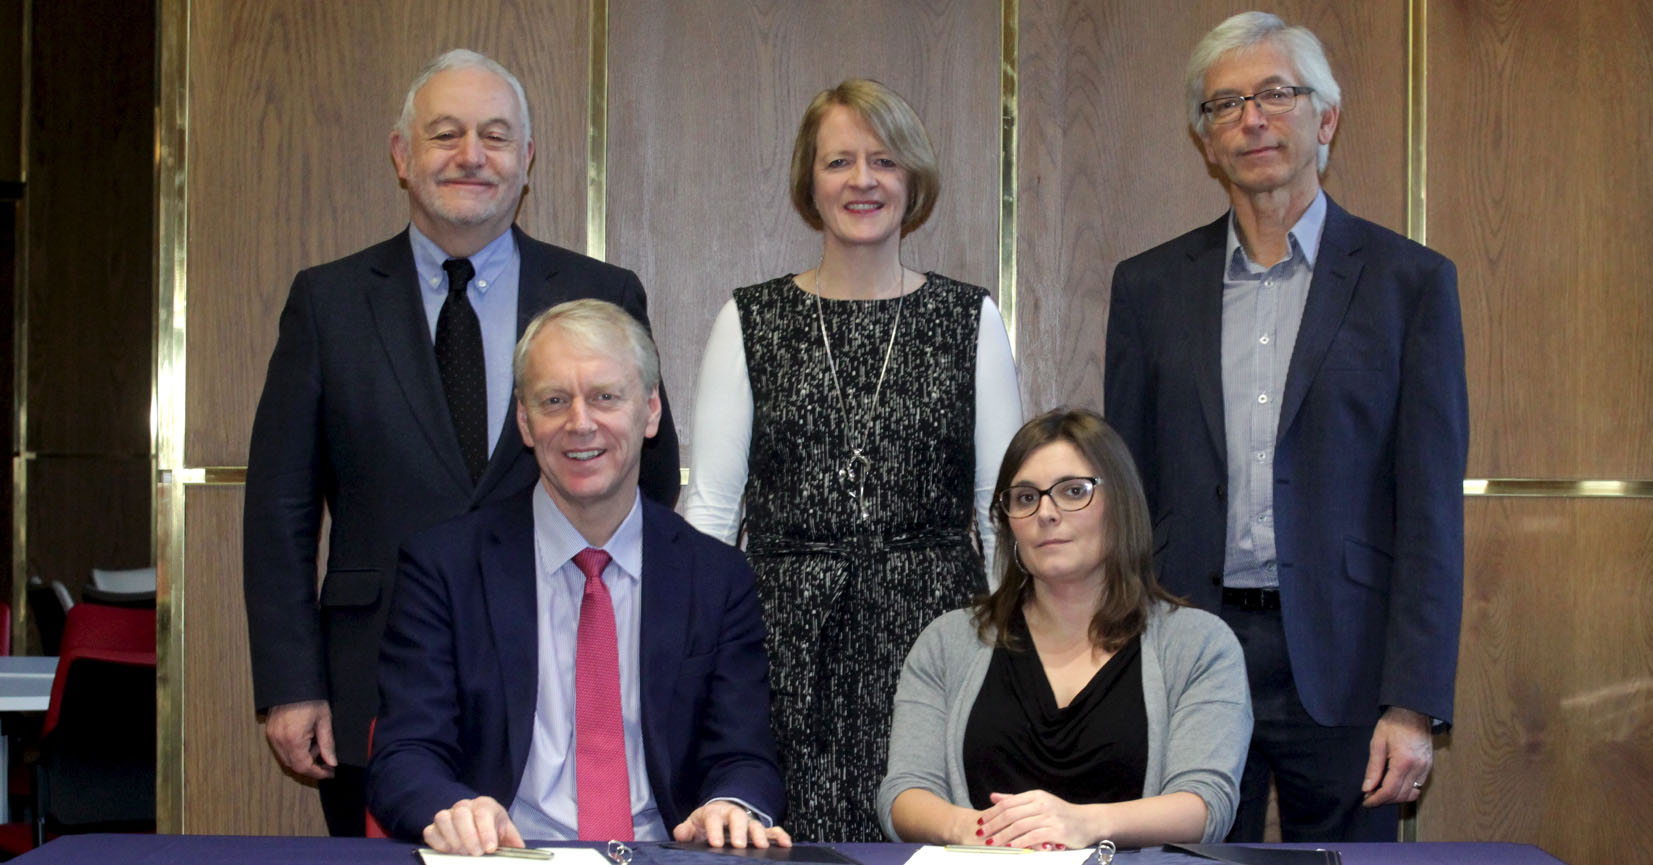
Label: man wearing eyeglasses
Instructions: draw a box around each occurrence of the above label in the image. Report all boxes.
[1104,12,1467,843]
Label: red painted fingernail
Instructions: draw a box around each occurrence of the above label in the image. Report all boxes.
[985,839,994,846]
[976,829,984,837]
[1042,843,1052,850]
[977,818,984,826]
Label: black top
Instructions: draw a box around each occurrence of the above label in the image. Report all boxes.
[963,613,1148,809]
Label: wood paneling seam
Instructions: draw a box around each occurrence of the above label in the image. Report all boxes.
[998,0,1018,356]
[586,0,608,261]
[1406,0,1427,245]
[154,0,191,835]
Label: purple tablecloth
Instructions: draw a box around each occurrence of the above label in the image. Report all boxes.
[7,836,1569,865]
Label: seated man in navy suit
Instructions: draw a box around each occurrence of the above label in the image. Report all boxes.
[369,299,789,854]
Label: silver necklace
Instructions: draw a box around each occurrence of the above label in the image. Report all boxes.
[813,264,906,522]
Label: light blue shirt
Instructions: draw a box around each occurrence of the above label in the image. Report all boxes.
[408,224,521,462]
[509,484,665,840]
[1220,191,1327,590]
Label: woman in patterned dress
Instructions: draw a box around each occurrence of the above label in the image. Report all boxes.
[682,79,1022,841]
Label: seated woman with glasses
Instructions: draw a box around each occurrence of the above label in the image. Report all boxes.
[878,409,1251,849]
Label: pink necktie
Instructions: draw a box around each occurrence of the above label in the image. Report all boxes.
[573,548,633,841]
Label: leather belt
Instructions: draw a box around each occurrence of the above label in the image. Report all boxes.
[1221,587,1281,611]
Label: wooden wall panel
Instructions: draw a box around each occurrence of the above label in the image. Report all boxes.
[1421,498,1653,861]
[0,0,19,181]
[1017,1,1406,414]
[184,0,589,467]
[181,487,325,833]
[1434,0,1653,479]
[25,0,153,453]
[606,0,1002,455]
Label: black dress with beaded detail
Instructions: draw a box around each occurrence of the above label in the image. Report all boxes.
[734,273,988,842]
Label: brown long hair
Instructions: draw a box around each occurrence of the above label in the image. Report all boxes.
[973,408,1182,651]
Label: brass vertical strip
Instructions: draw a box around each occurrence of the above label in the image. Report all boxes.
[1402,5,1426,843]
[11,0,33,655]
[997,0,1019,355]
[154,0,191,835]
[585,0,609,261]
[1406,0,1428,245]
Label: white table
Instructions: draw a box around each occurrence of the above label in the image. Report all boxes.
[0,655,58,821]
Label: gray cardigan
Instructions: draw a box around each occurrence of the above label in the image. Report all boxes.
[877,603,1251,842]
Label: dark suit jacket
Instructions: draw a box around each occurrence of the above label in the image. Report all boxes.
[1104,197,1467,727]
[243,227,680,766]
[364,492,783,841]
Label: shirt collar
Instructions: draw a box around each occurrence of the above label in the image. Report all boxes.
[408,222,517,298]
[1224,189,1328,277]
[531,483,645,584]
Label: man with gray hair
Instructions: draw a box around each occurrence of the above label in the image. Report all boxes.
[1105,12,1467,842]
[244,50,679,835]
[368,300,786,853]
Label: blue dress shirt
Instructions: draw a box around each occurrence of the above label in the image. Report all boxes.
[1220,191,1327,590]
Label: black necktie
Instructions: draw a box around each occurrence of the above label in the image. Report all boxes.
[435,257,489,484]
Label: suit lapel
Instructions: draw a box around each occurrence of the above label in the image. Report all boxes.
[1279,198,1363,440]
[1186,218,1230,462]
[479,497,539,779]
[472,228,568,501]
[364,230,474,492]
[636,502,688,794]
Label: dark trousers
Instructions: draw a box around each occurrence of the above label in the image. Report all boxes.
[1219,604,1398,843]
[318,764,368,837]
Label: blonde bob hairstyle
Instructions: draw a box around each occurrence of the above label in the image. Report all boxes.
[788,79,940,238]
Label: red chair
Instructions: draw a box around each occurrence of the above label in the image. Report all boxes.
[0,601,30,857]
[365,718,389,838]
[33,603,156,845]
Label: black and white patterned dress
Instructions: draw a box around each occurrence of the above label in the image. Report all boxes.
[734,273,989,841]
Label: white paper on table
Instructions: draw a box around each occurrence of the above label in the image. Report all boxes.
[898,845,1098,865]
[417,846,615,865]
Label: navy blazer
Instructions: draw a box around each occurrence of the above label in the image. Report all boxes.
[365,492,784,842]
[1104,198,1467,727]
[243,227,681,766]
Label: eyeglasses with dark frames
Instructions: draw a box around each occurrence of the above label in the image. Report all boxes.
[1199,85,1314,125]
[998,476,1103,519]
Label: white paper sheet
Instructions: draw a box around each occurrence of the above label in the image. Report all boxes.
[417,846,615,865]
[897,844,1098,865]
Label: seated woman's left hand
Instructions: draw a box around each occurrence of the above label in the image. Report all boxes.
[979,790,1097,850]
